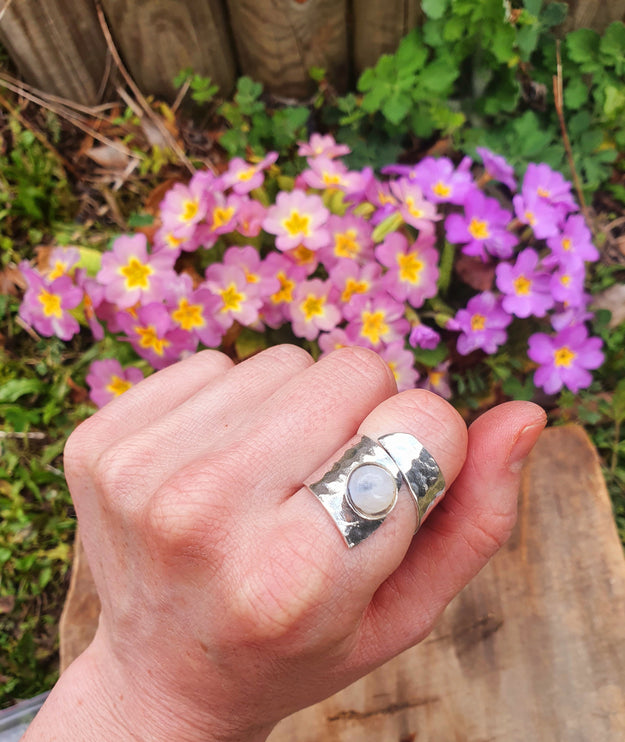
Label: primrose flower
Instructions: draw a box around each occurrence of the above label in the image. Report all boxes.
[97,233,177,309]
[318,327,355,356]
[297,133,350,159]
[289,279,341,341]
[549,261,586,307]
[166,273,223,348]
[43,247,81,280]
[409,156,474,205]
[375,232,439,309]
[378,341,420,392]
[19,264,83,341]
[259,252,308,329]
[389,178,439,235]
[302,157,373,199]
[546,214,598,266]
[418,361,452,399]
[344,293,409,349]
[86,359,144,408]
[522,163,577,214]
[236,197,267,237]
[512,192,560,240]
[204,192,242,238]
[328,258,381,306]
[409,323,441,350]
[223,245,279,302]
[495,248,554,318]
[528,324,604,394]
[446,191,517,261]
[318,214,374,268]
[159,175,212,238]
[220,152,278,195]
[450,291,512,355]
[550,295,594,331]
[476,147,517,191]
[204,262,263,331]
[118,303,193,369]
[263,190,330,252]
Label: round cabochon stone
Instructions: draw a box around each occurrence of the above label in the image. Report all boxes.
[347,463,397,517]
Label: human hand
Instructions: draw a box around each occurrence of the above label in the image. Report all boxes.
[25,345,545,741]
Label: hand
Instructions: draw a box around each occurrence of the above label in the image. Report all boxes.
[25,345,545,741]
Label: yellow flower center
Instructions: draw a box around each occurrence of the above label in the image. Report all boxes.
[524,210,536,226]
[271,272,295,304]
[120,257,153,290]
[172,298,205,331]
[38,290,63,318]
[165,233,183,250]
[378,190,395,206]
[334,230,360,259]
[429,370,443,386]
[106,375,133,397]
[560,274,571,287]
[468,218,490,240]
[301,294,325,321]
[182,199,199,222]
[341,278,369,303]
[537,187,550,198]
[554,346,576,367]
[405,197,423,219]
[245,270,259,284]
[136,325,170,356]
[238,167,257,181]
[432,181,451,197]
[397,252,424,284]
[561,237,572,251]
[212,206,235,229]
[471,313,486,331]
[387,360,399,382]
[513,275,532,295]
[219,284,244,313]
[283,210,311,238]
[48,261,67,280]
[290,245,315,266]
[322,172,343,186]
[361,310,389,345]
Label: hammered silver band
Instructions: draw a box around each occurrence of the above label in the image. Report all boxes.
[306,433,445,548]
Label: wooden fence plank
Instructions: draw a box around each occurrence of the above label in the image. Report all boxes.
[100,0,236,101]
[353,0,424,76]
[0,0,108,105]
[226,0,349,99]
[563,0,625,32]
[268,425,625,741]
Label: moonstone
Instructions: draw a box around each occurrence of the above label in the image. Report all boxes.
[347,464,397,517]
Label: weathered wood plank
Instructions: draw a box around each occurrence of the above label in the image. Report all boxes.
[0,0,109,105]
[269,425,625,741]
[226,0,349,99]
[100,0,236,101]
[352,0,424,76]
[563,0,625,32]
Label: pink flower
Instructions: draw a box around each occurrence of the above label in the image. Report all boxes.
[409,156,475,205]
[344,293,409,350]
[297,133,350,159]
[495,248,554,318]
[409,323,440,350]
[418,361,452,399]
[263,190,330,252]
[318,327,355,356]
[289,279,341,341]
[19,263,83,341]
[378,341,420,391]
[166,273,222,348]
[375,232,439,309]
[223,245,279,303]
[236,197,267,237]
[317,214,374,268]
[86,359,144,408]
[97,233,177,309]
[118,303,194,369]
[159,174,212,239]
[204,262,263,331]
[476,147,517,191]
[446,191,517,261]
[546,214,599,267]
[43,247,81,280]
[450,292,512,355]
[259,253,307,329]
[389,178,440,235]
[220,152,278,195]
[328,259,381,307]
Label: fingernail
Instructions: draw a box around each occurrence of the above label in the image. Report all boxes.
[507,421,546,473]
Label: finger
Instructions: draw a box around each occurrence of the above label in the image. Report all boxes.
[67,349,234,465]
[353,401,546,666]
[233,390,468,641]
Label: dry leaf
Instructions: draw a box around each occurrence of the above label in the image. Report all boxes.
[86,143,131,170]
[454,254,496,292]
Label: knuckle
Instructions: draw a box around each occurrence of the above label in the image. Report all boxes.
[254,343,314,372]
[330,345,396,393]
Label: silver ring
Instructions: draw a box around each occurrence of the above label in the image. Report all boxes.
[306,433,445,548]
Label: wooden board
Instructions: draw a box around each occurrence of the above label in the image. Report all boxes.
[0,0,109,105]
[352,0,424,76]
[226,0,349,99]
[563,0,625,32]
[59,425,625,739]
[268,424,625,741]
[100,0,236,100]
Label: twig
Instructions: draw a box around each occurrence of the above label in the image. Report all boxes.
[95,0,196,175]
[171,76,192,115]
[0,90,78,176]
[14,316,41,341]
[553,40,588,218]
[0,431,46,440]
[0,0,15,23]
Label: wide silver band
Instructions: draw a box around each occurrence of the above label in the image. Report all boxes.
[306,433,445,548]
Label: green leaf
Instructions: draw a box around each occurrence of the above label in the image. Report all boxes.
[412,343,449,368]
[604,85,625,119]
[563,76,589,110]
[566,28,600,65]
[524,0,543,17]
[419,57,459,93]
[599,22,625,66]
[0,379,44,404]
[395,30,429,72]
[517,25,540,60]
[491,25,517,64]
[422,0,449,20]
[381,90,412,125]
[540,3,568,28]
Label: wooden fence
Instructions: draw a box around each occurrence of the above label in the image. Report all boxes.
[1,0,625,106]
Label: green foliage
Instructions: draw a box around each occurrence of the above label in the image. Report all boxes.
[173,68,220,105]
[218,77,309,159]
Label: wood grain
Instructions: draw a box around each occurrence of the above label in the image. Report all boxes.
[268,425,625,741]
[226,0,348,99]
[563,0,625,32]
[100,0,236,101]
[352,0,424,76]
[0,0,109,104]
